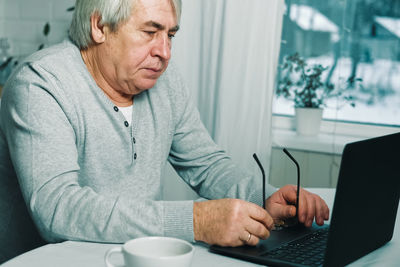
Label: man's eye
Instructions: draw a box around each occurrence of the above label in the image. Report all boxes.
[145,31,156,36]
[168,34,176,39]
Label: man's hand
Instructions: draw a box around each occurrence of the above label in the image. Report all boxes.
[265,185,330,227]
[193,199,274,247]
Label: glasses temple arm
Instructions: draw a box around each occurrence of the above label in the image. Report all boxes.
[253,153,265,209]
[283,148,300,218]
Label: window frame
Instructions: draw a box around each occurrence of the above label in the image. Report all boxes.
[273,0,400,154]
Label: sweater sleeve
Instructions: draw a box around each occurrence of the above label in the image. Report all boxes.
[1,63,194,243]
[167,65,276,206]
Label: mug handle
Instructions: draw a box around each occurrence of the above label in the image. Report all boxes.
[104,246,123,267]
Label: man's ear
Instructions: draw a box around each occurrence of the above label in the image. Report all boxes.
[90,12,106,44]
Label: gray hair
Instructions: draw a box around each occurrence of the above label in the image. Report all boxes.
[69,0,182,49]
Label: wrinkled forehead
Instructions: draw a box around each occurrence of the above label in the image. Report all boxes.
[131,0,179,28]
[133,0,180,23]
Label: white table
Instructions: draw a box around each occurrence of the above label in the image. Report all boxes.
[2,189,399,267]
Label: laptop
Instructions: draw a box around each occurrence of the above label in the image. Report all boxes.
[210,132,400,267]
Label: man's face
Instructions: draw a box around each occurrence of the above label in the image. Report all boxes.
[100,0,179,95]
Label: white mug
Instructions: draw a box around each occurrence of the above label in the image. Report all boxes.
[104,236,194,267]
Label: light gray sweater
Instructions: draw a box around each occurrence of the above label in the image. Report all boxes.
[0,40,275,243]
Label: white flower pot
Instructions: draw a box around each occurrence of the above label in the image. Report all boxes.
[295,108,323,136]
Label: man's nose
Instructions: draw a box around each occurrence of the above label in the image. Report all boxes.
[152,34,171,60]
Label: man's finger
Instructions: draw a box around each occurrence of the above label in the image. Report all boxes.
[315,196,325,225]
[315,195,330,224]
[240,231,260,246]
[281,185,298,204]
[297,190,308,223]
[244,219,271,240]
[278,204,296,219]
[305,194,316,227]
[268,203,296,221]
[248,203,274,230]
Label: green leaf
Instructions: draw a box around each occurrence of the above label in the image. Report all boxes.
[43,22,50,36]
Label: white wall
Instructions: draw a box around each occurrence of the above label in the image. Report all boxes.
[2,0,73,56]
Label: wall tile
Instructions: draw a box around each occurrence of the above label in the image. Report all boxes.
[4,0,19,20]
[2,0,73,55]
[20,0,51,20]
[0,0,4,19]
[51,0,74,21]
[4,20,43,42]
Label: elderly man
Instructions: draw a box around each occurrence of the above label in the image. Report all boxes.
[0,0,329,247]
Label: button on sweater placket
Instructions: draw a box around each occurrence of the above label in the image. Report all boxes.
[113,105,137,162]
[131,133,137,162]
[128,112,137,162]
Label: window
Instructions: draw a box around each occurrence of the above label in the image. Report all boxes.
[273,0,400,128]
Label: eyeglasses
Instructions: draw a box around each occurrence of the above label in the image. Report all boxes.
[253,148,300,227]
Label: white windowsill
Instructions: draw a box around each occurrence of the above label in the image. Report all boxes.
[272,115,400,155]
[272,129,361,155]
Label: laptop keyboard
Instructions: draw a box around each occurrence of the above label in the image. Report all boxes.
[261,228,329,267]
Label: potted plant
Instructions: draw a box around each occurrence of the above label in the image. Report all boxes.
[276,52,357,136]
